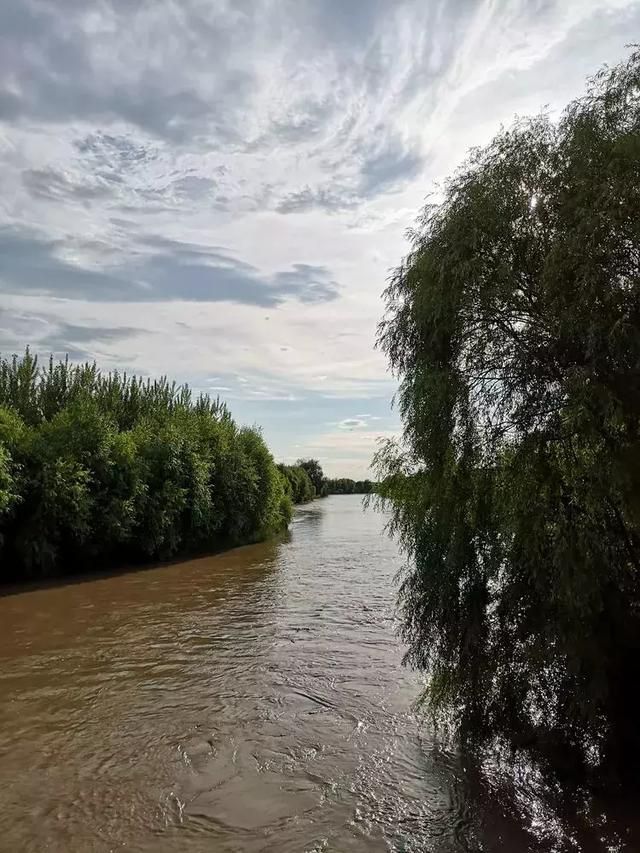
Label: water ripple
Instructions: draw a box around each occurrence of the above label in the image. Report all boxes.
[0,497,636,852]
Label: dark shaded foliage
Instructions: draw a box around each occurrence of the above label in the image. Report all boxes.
[0,350,291,581]
[373,51,640,779]
[325,478,374,494]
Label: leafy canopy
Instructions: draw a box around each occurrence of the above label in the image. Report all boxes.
[325,478,374,495]
[278,464,315,504]
[374,50,640,776]
[295,458,328,497]
[0,350,291,580]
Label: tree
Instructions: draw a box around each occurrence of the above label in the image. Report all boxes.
[0,351,292,580]
[295,458,327,497]
[278,464,315,504]
[325,478,374,494]
[374,50,640,779]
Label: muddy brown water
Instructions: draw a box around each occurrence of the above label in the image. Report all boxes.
[0,497,637,852]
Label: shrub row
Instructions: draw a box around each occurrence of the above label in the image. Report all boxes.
[0,351,291,581]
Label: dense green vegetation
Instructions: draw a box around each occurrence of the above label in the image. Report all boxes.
[295,458,329,497]
[278,464,315,504]
[326,478,374,495]
[374,51,640,779]
[0,351,291,582]
[279,463,373,499]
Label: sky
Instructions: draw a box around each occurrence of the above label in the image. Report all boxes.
[0,0,638,478]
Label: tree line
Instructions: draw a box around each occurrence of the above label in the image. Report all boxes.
[374,50,640,782]
[0,350,292,582]
[278,460,375,500]
[325,478,374,494]
[277,463,317,503]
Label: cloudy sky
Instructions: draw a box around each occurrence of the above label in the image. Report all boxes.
[0,0,637,477]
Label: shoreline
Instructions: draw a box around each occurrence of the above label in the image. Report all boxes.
[0,528,293,597]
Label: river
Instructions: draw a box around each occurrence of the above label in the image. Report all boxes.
[0,496,636,852]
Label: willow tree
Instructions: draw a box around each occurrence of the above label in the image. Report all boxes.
[375,51,640,776]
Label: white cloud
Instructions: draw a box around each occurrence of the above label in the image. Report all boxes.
[0,0,638,474]
[287,428,400,480]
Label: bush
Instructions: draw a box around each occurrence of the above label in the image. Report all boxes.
[278,464,315,504]
[0,352,291,580]
[295,458,327,497]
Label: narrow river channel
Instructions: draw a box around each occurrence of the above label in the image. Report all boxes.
[0,497,636,852]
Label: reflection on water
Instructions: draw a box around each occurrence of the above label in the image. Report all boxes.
[0,497,637,852]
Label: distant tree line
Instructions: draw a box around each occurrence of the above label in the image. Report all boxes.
[278,459,375,501]
[277,463,315,504]
[0,350,292,582]
[295,458,328,497]
[325,478,374,495]
[278,458,329,502]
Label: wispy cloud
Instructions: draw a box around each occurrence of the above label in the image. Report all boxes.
[0,226,340,306]
[0,0,637,475]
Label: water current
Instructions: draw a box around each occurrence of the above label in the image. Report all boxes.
[0,496,637,852]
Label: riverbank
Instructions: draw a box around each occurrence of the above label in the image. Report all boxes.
[0,529,293,597]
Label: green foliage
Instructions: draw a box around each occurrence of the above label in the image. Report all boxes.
[278,464,315,504]
[325,478,374,495]
[0,443,18,519]
[0,351,292,580]
[374,50,640,776]
[295,458,328,497]
[280,466,373,499]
